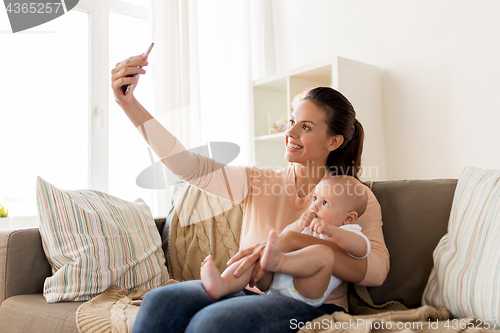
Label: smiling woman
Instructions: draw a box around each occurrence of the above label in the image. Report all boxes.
[110,40,390,329]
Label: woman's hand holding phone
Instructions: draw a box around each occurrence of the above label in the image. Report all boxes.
[111,55,147,105]
[111,43,154,105]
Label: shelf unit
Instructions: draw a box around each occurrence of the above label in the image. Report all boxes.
[251,57,385,180]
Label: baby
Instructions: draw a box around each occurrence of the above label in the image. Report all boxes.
[200,175,370,307]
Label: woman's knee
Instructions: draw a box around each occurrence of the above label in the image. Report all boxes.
[140,285,170,309]
[186,301,258,333]
[133,281,216,333]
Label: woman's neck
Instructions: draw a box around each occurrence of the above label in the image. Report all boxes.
[294,163,328,198]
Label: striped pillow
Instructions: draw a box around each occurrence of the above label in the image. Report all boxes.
[36,177,169,303]
[422,166,500,323]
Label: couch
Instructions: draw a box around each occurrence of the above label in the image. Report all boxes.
[0,179,458,332]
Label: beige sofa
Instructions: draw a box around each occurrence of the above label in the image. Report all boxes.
[0,179,458,333]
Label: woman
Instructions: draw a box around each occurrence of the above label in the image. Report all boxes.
[111,53,389,333]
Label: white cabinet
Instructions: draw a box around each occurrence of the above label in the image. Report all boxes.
[251,57,385,181]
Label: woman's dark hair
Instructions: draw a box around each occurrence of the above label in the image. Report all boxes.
[303,87,364,179]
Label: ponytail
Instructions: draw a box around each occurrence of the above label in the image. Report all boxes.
[326,119,364,178]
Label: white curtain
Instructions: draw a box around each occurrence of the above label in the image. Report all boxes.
[151,0,201,216]
[152,0,201,148]
[151,0,274,216]
[250,0,276,81]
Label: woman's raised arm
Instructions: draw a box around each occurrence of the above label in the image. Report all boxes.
[111,54,249,203]
[111,54,190,173]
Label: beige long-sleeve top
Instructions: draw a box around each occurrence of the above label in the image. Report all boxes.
[137,118,390,310]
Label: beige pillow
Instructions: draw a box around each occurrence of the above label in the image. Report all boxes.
[423,167,500,326]
[36,177,169,303]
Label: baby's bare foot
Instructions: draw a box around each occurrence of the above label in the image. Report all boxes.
[200,255,225,300]
[261,230,284,272]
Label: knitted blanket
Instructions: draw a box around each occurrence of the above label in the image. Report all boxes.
[165,183,243,282]
[76,281,178,333]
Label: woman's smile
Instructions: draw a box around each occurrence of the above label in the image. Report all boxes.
[286,140,303,151]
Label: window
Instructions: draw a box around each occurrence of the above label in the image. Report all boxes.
[0,0,153,218]
[0,9,89,216]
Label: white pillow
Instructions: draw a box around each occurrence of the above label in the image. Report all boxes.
[422,166,500,324]
[36,177,169,303]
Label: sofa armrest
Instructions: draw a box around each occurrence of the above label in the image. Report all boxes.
[0,228,51,304]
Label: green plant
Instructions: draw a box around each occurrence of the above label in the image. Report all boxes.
[0,204,8,218]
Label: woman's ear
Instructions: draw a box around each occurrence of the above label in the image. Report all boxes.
[328,134,344,152]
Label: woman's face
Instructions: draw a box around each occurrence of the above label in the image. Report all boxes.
[284,100,337,167]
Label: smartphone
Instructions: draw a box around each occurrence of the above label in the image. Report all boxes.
[121,42,154,94]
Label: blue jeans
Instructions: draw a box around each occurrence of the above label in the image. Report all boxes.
[132,280,345,333]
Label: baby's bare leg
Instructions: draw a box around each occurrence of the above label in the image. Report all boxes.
[261,230,335,299]
[290,245,336,299]
[200,255,255,300]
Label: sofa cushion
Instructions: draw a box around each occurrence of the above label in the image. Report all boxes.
[0,294,82,333]
[0,228,52,303]
[423,167,500,323]
[36,177,169,303]
[368,179,457,308]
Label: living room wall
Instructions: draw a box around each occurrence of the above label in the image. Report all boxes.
[270,0,500,181]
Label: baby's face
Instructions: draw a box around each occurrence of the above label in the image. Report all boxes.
[309,179,350,227]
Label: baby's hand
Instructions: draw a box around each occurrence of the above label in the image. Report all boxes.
[310,219,337,237]
[298,211,316,228]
